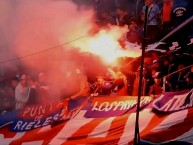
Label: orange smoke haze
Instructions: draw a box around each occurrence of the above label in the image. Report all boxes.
[0,0,141,100]
[69,25,141,65]
[0,0,96,75]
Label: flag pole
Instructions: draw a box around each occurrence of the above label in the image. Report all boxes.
[136,0,139,17]
[133,5,148,145]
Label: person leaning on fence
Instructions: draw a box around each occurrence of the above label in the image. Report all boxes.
[184,72,193,89]
[69,70,90,100]
[65,69,90,110]
[149,72,163,99]
[121,65,148,96]
[173,64,187,91]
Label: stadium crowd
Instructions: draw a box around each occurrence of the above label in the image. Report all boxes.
[0,0,193,114]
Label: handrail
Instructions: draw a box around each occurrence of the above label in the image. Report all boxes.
[163,64,193,92]
[165,64,193,78]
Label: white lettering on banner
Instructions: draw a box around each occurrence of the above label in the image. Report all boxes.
[14,121,36,131]
[92,102,113,111]
[53,114,60,120]
[13,113,61,131]
[121,101,136,110]
[92,102,98,111]
[43,116,53,126]
[171,95,187,111]
[114,101,136,110]
[160,91,192,112]
[99,102,109,111]
[22,105,51,117]
[113,101,124,110]
[14,121,23,130]
[161,96,181,111]
[21,122,28,131]
[140,97,152,106]
[91,97,152,112]
[25,122,36,130]
[34,119,42,128]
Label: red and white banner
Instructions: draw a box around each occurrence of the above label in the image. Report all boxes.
[153,89,193,112]
[1,93,193,145]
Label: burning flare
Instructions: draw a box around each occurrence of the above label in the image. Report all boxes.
[70,25,141,65]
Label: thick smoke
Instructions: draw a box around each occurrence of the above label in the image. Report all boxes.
[0,0,19,78]
[0,0,108,100]
[0,0,96,75]
[0,0,140,101]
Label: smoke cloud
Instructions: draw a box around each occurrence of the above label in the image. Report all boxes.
[0,0,140,101]
[0,0,106,100]
[0,0,96,74]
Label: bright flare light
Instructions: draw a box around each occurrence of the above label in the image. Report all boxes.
[70,26,141,65]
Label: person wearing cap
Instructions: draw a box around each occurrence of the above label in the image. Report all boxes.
[15,75,30,109]
[149,72,163,98]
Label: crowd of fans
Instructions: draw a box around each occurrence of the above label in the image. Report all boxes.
[97,0,193,45]
[94,0,193,96]
[0,73,52,113]
[1,51,192,114]
[0,0,193,114]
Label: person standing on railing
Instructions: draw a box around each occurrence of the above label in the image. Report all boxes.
[142,0,161,44]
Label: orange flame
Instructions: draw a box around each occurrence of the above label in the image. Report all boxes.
[70,26,141,65]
